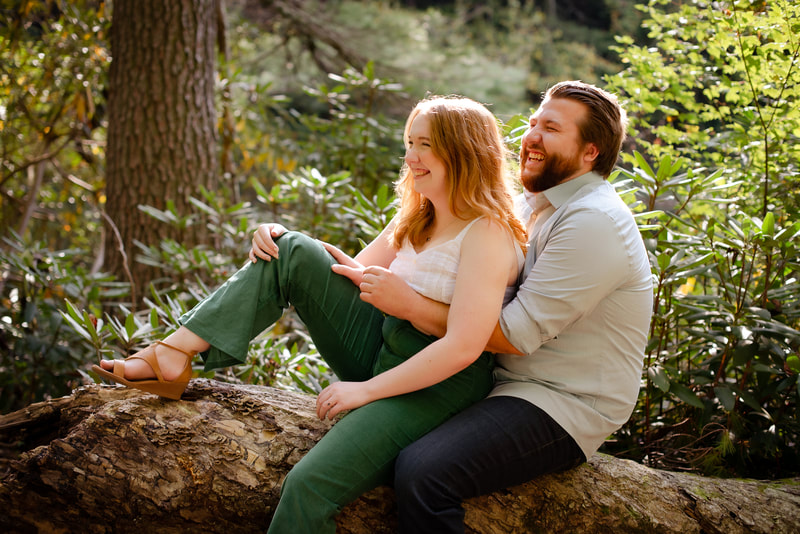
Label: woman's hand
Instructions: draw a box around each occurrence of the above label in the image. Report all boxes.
[323,241,418,319]
[249,223,288,263]
[316,381,373,420]
[322,242,367,286]
[358,267,419,319]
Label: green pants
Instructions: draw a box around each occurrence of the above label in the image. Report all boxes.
[180,232,493,533]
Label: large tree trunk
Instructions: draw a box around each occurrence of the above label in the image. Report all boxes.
[104,0,218,301]
[1,380,798,533]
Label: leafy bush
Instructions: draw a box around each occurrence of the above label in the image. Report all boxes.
[603,0,800,478]
[607,0,800,218]
[606,154,800,478]
[0,233,125,412]
[0,1,109,252]
[48,162,395,405]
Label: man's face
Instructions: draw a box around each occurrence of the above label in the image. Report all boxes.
[519,97,590,193]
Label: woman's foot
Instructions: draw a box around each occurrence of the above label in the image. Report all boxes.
[99,327,209,382]
[92,327,210,400]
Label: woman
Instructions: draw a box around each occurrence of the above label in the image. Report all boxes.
[94,96,526,532]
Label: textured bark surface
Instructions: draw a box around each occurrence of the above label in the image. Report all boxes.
[1,379,798,533]
[104,0,218,295]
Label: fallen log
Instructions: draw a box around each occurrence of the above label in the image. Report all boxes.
[1,379,798,533]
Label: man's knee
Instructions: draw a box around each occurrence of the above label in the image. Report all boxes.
[395,441,446,500]
[394,447,418,496]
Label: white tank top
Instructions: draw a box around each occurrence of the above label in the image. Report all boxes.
[390,218,522,305]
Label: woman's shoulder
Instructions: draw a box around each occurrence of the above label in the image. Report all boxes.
[463,216,511,240]
[461,217,518,260]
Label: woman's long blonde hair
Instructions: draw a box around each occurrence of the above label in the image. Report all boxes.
[392,96,527,251]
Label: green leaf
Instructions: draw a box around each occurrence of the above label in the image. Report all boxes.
[60,311,92,341]
[732,343,757,367]
[714,386,736,411]
[761,211,774,237]
[634,151,656,180]
[648,365,671,391]
[670,382,705,409]
[753,363,779,374]
[657,252,671,272]
[64,299,84,323]
[188,196,216,216]
[81,310,100,345]
[125,312,136,338]
[746,307,771,321]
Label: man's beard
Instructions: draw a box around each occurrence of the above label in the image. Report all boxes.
[521,148,584,193]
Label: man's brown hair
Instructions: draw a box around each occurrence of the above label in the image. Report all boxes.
[544,81,628,178]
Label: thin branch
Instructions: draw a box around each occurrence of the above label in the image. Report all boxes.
[0,135,75,189]
[99,210,138,312]
[731,5,771,216]
[16,159,47,239]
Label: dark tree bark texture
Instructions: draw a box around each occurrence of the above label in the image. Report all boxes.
[1,379,799,533]
[104,0,218,298]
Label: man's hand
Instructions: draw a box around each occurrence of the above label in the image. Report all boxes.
[249,223,288,263]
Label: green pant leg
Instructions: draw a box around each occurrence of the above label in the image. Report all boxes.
[267,341,494,533]
[180,231,385,381]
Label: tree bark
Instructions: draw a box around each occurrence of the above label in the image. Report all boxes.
[104,0,218,300]
[1,379,798,533]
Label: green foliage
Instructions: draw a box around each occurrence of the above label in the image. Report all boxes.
[133,187,259,292]
[0,0,109,251]
[216,60,406,210]
[250,166,397,250]
[299,62,406,192]
[0,232,125,412]
[611,152,800,477]
[602,0,800,478]
[607,0,800,218]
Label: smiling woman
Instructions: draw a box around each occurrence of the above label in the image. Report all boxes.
[91,94,527,533]
[403,112,467,247]
[405,113,447,199]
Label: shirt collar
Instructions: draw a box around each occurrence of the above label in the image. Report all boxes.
[538,171,604,210]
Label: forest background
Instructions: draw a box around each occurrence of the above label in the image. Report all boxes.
[1,0,798,482]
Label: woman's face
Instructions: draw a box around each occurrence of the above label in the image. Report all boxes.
[404,111,448,202]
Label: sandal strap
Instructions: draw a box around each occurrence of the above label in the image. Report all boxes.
[112,359,126,379]
[123,340,198,382]
[155,339,197,359]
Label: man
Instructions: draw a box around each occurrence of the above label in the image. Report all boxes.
[362,80,653,532]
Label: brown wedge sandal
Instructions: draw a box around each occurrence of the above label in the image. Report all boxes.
[91,340,197,400]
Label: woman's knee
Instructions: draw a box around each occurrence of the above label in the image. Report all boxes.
[275,231,334,276]
[275,231,323,257]
[279,458,323,503]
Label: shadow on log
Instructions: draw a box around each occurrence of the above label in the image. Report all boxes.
[1,379,798,533]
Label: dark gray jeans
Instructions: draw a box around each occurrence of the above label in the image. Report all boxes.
[394,395,585,533]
